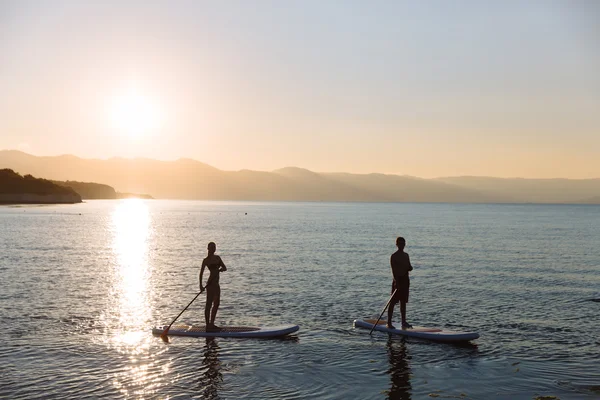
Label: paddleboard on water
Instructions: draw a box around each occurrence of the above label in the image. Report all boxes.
[354,319,479,342]
[153,324,299,338]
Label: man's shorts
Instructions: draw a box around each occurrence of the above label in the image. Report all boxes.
[391,277,410,304]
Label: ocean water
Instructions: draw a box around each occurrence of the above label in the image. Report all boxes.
[1,200,599,399]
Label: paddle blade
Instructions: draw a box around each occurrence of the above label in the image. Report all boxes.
[160,329,170,343]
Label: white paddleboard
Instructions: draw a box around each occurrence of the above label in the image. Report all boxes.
[354,319,479,342]
[153,324,299,338]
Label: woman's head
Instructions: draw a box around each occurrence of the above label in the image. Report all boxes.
[208,242,216,254]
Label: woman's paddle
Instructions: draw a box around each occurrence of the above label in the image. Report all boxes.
[369,289,397,335]
[161,291,203,342]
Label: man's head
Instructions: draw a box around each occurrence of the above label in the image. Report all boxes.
[396,237,405,250]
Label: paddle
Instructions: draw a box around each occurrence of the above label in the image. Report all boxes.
[160,291,203,342]
[369,289,397,335]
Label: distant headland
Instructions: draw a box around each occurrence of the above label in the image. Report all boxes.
[52,180,154,200]
[0,168,81,204]
[0,150,598,204]
[0,168,153,204]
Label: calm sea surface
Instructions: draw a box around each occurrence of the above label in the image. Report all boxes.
[1,200,599,399]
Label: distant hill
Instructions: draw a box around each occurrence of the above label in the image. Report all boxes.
[51,180,154,200]
[324,172,502,203]
[116,192,154,199]
[576,196,600,204]
[435,176,600,204]
[0,168,81,204]
[53,180,117,199]
[1,150,599,203]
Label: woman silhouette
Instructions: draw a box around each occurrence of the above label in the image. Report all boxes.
[199,242,227,331]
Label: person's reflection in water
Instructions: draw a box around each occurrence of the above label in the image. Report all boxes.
[198,338,223,399]
[387,337,412,400]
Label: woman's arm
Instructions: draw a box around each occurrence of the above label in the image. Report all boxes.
[199,260,206,292]
[218,256,227,272]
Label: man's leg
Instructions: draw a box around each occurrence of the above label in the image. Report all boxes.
[400,301,413,328]
[400,301,407,325]
[387,302,396,328]
[399,277,411,328]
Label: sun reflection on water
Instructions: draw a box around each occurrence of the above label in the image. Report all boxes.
[112,199,152,336]
[106,199,170,397]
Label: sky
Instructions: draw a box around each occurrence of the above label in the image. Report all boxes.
[1,1,599,178]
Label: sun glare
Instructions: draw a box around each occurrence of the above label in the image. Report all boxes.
[109,88,164,139]
[111,199,152,340]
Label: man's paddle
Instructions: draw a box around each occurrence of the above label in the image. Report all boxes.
[369,289,397,335]
[161,291,203,342]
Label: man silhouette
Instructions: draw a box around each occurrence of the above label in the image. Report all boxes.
[387,237,413,329]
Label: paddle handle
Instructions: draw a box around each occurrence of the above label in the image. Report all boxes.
[369,289,397,335]
[161,291,203,339]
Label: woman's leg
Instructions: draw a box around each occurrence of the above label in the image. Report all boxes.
[209,285,221,327]
[205,286,215,327]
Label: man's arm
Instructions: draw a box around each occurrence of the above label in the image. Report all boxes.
[407,254,413,271]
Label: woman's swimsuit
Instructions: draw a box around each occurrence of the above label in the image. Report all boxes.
[206,263,221,287]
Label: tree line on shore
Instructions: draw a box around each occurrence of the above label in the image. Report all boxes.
[0,168,152,201]
[1,168,78,196]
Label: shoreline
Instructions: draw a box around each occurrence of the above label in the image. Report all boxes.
[0,193,82,204]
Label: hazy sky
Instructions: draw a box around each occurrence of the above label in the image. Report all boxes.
[1,1,599,178]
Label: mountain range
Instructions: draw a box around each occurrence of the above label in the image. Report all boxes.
[1,150,598,204]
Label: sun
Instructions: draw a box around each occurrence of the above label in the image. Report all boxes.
[109,88,164,139]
